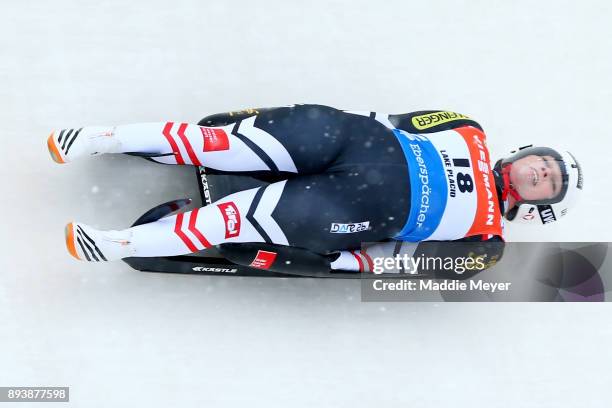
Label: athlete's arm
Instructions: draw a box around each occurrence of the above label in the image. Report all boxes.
[329,236,504,278]
[431,236,505,279]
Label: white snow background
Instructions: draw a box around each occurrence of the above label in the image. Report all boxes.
[1,0,612,407]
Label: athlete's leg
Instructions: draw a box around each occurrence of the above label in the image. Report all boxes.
[47,104,349,174]
[66,183,279,261]
[66,161,409,261]
[64,109,411,262]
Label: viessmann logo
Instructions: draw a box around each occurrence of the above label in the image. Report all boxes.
[217,201,241,238]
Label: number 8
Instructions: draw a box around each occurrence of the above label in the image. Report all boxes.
[457,173,474,193]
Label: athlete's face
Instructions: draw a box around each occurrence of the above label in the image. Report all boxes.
[510,155,563,201]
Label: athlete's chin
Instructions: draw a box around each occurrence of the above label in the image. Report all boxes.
[516,188,541,201]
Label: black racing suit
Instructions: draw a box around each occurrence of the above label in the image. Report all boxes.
[198,104,505,276]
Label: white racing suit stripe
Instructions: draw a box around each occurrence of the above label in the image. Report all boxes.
[237,116,298,173]
[253,180,290,245]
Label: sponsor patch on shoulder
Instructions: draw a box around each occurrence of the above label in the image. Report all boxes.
[411,111,470,130]
[330,221,370,234]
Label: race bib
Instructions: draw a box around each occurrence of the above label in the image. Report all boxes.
[393,127,503,241]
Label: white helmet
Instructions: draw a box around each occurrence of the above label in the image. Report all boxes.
[498,146,583,225]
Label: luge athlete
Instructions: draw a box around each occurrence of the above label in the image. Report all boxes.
[47,104,583,271]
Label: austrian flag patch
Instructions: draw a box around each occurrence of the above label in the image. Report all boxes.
[249,250,278,269]
[201,127,229,151]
